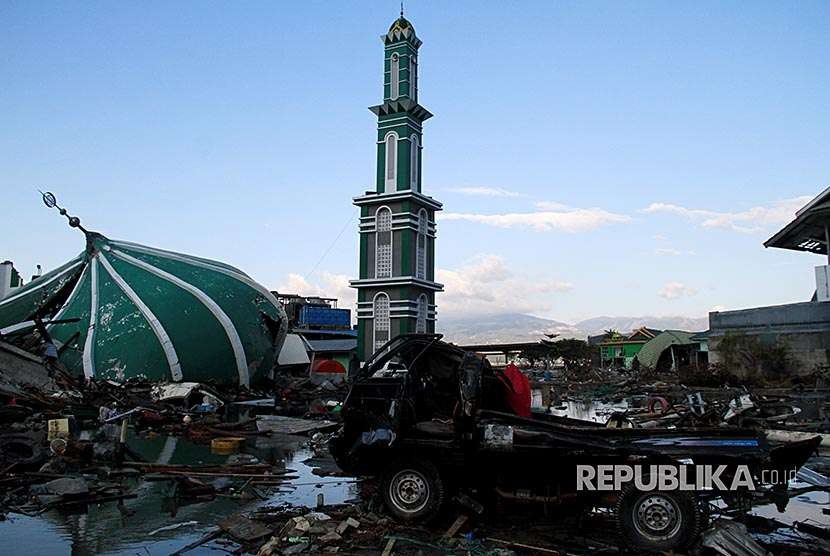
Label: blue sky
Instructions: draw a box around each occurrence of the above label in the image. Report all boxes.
[2,1,828,323]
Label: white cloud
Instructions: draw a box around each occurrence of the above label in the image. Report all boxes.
[642,196,812,233]
[275,272,355,316]
[655,248,682,257]
[659,281,698,300]
[437,254,573,316]
[533,201,572,211]
[711,304,726,312]
[440,205,631,233]
[449,186,521,197]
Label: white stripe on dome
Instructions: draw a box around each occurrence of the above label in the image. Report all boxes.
[109,241,284,314]
[98,253,183,382]
[111,249,250,387]
[0,259,83,307]
[82,256,99,379]
[0,321,37,335]
[109,239,249,277]
[47,265,88,333]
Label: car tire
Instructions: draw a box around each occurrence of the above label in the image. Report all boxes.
[381,459,445,523]
[616,484,702,552]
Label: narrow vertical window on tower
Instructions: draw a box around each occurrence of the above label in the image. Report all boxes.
[376,207,393,278]
[374,292,391,350]
[409,55,417,101]
[410,135,419,189]
[384,132,397,191]
[390,53,400,99]
[416,209,427,279]
[416,294,427,333]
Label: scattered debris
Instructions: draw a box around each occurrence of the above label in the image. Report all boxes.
[702,520,771,556]
[0,324,826,555]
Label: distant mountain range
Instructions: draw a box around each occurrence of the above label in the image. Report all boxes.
[437,312,709,345]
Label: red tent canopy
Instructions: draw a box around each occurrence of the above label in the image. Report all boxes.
[312,358,346,374]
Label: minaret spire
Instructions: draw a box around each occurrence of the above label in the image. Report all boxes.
[351,14,443,361]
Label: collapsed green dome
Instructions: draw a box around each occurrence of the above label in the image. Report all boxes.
[0,232,287,387]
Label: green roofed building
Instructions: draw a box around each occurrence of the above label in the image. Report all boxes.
[598,327,660,369]
[0,224,288,387]
[350,14,443,361]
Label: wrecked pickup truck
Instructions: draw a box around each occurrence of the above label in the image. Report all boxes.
[331,334,821,552]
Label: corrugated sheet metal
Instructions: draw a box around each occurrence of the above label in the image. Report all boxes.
[637,330,700,370]
[304,339,357,353]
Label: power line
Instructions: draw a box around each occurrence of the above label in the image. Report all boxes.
[306,211,356,280]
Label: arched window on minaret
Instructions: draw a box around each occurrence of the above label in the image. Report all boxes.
[376,207,393,278]
[409,55,417,101]
[373,292,391,350]
[390,53,400,99]
[416,209,427,279]
[410,134,419,189]
[384,132,398,192]
[416,294,427,333]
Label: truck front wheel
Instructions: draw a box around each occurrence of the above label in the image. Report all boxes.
[616,486,702,551]
[381,459,445,522]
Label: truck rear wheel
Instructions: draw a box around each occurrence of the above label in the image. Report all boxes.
[381,459,445,522]
[616,485,702,551]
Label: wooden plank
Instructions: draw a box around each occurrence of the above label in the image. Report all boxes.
[121,461,272,474]
[218,514,273,542]
[381,538,396,556]
[489,537,560,554]
[443,514,468,538]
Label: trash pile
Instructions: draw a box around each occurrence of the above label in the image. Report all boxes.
[1,309,827,554]
[1,356,829,554]
[531,370,829,442]
[0,360,350,523]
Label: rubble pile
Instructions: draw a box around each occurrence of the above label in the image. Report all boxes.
[0,332,827,554]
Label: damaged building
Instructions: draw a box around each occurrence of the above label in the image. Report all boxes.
[710,186,830,376]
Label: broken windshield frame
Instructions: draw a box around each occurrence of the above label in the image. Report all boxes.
[360,333,445,377]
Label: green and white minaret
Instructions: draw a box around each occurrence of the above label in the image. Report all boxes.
[351,14,443,361]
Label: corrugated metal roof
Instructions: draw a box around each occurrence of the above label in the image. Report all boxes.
[764,187,830,255]
[636,330,701,370]
[304,339,357,353]
[294,329,357,337]
[278,333,311,366]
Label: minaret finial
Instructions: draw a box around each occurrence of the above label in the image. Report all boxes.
[40,191,88,235]
[400,2,404,17]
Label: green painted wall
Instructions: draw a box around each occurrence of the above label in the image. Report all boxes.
[375,120,422,193]
[383,43,417,101]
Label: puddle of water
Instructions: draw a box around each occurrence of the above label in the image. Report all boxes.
[751,476,830,526]
[0,430,357,555]
[2,402,825,554]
